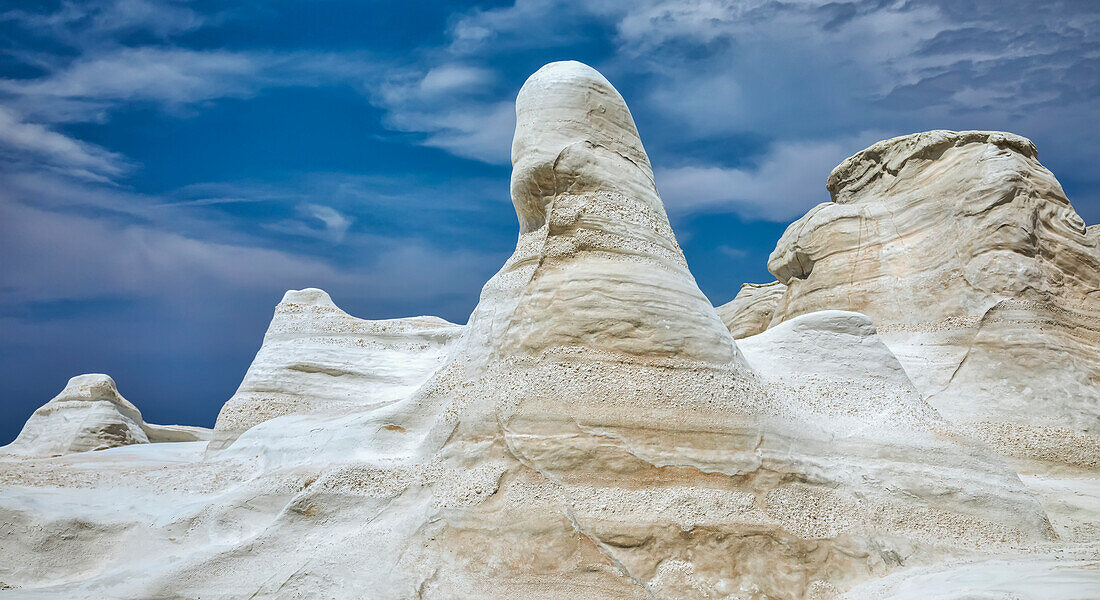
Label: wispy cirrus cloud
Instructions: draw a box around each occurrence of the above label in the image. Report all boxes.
[0,106,130,181]
[368,63,515,164]
[1,48,260,120]
[1,0,206,46]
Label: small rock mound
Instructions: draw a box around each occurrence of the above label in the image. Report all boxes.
[716,281,787,338]
[3,374,209,457]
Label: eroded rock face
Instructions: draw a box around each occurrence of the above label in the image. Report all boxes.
[208,288,462,451]
[2,374,209,457]
[493,60,741,366]
[185,63,1050,599]
[757,131,1100,468]
[717,281,787,338]
[0,65,1088,600]
[769,130,1098,323]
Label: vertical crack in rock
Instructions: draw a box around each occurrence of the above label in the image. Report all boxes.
[564,505,658,600]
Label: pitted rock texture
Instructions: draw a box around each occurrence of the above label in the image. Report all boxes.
[717,281,787,338]
[2,374,209,457]
[160,63,1051,599]
[208,288,462,451]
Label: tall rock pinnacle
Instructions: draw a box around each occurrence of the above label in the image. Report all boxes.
[474,60,740,366]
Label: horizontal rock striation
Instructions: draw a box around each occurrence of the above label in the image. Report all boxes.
[208,288,462,451]
[755,130,1100,466]
[769,130,1098,322]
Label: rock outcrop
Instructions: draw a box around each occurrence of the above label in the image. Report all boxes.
[0,65,1094,600]
[737,310,917,390]
[730,130,1100,467]
[208,288,462,451]
[716,281,786,338]
[717,130,1100,544]
[2,374,209,457]
[168,62,1050,599]
[769,130,1098,322]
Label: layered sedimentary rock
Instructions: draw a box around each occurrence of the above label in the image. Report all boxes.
[2,374,209,457]
[713,130,1100,546]
[0,64,1094,600]
[743,131,1100,467]
[769,130,1097,321]
[716,281,786,338]
[208,288,462,450]
[146,62,1049,599]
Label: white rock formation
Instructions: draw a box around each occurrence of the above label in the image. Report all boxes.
[737,310,917,389]
[113,62,1052,597]
[760,131,1100,462]
[841,555,1100,600]
[722,129,1100,543]
[208,288,462,451]
[2,374,210,457]
[769,131,1098,322]
[716,280,787,338]
[0,65,1096,599]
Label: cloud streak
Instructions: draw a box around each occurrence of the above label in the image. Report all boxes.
[656,133,887,220]
[0,107,130,181]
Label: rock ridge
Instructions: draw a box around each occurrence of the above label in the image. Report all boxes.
[827,130,1038,201]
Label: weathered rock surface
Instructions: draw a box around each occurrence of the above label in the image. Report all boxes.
[340,64,1059,595]
[0,66,1095,600]
[2,374,209,457]
[737,310,919,392]
[208,288,462,451]
[717,281,786,338]
[718,129,1100,546]
[769,130,1098,322]
[737,130,1100,467]
[841,555,1100,600]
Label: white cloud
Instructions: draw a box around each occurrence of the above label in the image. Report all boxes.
[0,196,500,322]
[5,48,257,102]
[1,48,284,123]
[2,0,205,43]
[265,204,354,243]
[304,205,351,242]
[0,201,346,308]
[0,41,384,127]
[716,245,748,260]
[655,133,886,221]
[419,101,516,164]
[0,106,129,180]
[419,64,495,95]
[373,66,515,164]
[447,0,599,54]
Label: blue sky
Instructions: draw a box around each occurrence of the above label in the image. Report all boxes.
[1,0,1098,442]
